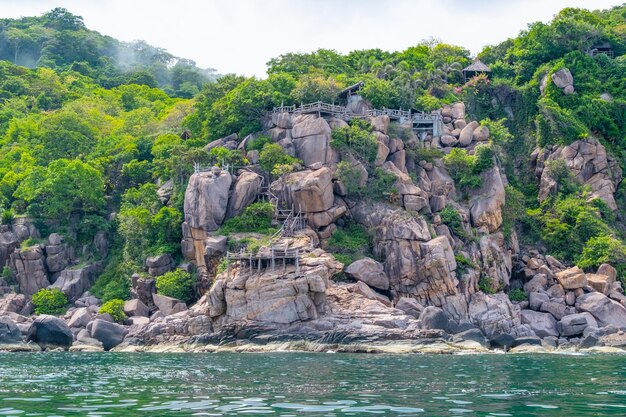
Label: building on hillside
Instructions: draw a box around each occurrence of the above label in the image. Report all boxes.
[462,59,491,83]
[588,42,614,58]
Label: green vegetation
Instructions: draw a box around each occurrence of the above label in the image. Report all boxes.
[155,270,196,304]
[32,288,67,315]
[508,288,528,302]
[258,143,301,176]
[208,147,247,167]
[330,119,378,164]
[99,299,127,323]
[440,206,464,237]
[217,202,276,235]
[327,222,372,266]
[454,254,475,275]
[577,235,626,284]
[478,276,496,294]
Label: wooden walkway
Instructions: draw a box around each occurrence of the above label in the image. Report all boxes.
[272,101,443,136]
[226,247,302,277]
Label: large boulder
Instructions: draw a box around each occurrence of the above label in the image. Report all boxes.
[469,167,505,233]
[90,319,128,351]
[0,293,30,314]
[345,258,390,290]
[551,68,574,92]
[520,310,558,337]
[27,315,73,349]
[555,266,587,290]
[458,121,479,146]
[124,299,149,317]
[478,233,512,291]
[45,233,69,273]
[183,169,233,232]
[557,312,598,337]
[145,254,174,277]
[576,292,626,328]
[273,168,334,213]
[131,275,156,307]
[52,263,103,302]
[0,316,22,344]
[468,292,534,339]
[586,273,615,295]
[68,307,91,328]
[153,293,187,316]
[291,115,332,167]
[0,229,19,269]
[10,246,49,296]
[419,306,451,332]
[227,171,263,218]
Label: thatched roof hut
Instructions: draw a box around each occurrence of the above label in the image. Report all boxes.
[462,59,491,82]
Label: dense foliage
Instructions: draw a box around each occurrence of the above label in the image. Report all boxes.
[155,270,196,304]
[99,299,127,323]
[32,288,67,315]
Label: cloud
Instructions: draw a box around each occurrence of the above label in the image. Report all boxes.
[2,0,623,77]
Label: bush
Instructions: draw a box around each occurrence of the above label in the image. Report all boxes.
[99,299,127,323]
[1,208,14,225]
[246,135,272,151]
[443,148,481,189]
[209,146,247,167]
[472,144,494,174]
[218,202,275,235]
[1,266,12,283]
[441,206,464,237]
[331,119,377,163]
[335,160,366,196]
[155,270,196,304]
[478,276,496,294]
[455,254,475,275]
[577,235,626,282]
[508,288,528,302]
[327,222,372,266]
[32,288,68,315]
[258,143,300,176]
[369,167,397,201]
[501,186,526,238]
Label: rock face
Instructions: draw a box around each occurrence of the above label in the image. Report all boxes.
[10,246,49,296]
[345,258,389,290]
[45,233,69,274]
[27,315,73,349]
[208,251,340,328]
[153,294,187,316]
[227,171,262,218]
[291,115,332,167]
[468,292,533,339]
[0,229,19,269]
[0,316,22,344]
[273,168,334,214]
[534,139,622,210]
[52,263,103,302]
[576,292,626,328]
[469,167,505,233]
[183,168,233,232]
[90,319,128,351]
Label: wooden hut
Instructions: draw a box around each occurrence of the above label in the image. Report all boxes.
[588,42,614,58]
[462,59,491,83]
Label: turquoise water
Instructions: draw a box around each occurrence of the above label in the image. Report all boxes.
[0,352,624,416]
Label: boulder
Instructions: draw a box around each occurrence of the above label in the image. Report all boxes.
[370,115,390,133]
[68,307,91,328]
[291,116,331,166]
[27,315,73,349]
[557,312,598,337]
[473,125,490,142]
[0,293,30,314]
[521,310,558,337]
[586,273,615,295]
[576,292,626,328]
[469,167,505,233]
[555,266,587,290]
[440,134,458,147]
[597,264,617,282]
[0,316,22,344]
[10,246,49,296]
[529,292,549,311]
[52,263,103,301]
[345,258,390,290]
[419,306,451,333]
[90,319,128,351]
[271,112,292,129]
[0,230,19,269]
[153,293,188,316]
[204,236,228,258]
[468,292,534,339]
[123,299,149,317]
[353,281,391,306]
[183,169,233,232]
[458,121,479,146]
[227,171,262,218]
[131,275,156,307]
[551,68,574,89]
[395,297,423,318]
[274,168,334,213]
[145,254,174,277]
[524,274,547,293]
[539,301,567,320]
[451,102,465,120]
[375,141,390,166]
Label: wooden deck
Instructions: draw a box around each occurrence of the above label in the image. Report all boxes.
[272,101,442,136]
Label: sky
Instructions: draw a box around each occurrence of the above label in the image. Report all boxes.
[2,0,624,77]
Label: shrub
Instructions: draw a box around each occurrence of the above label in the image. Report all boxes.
[331,119,377,163]
[472,144,494,174]
[369,167,397,201]
[478,276,496,294]
[1,208,14,225]
[455,254,475,275]
[99,299,127,323]
[441,206,464,236]
[508,288,528,302]
[209,146,247,167]
[501,186,526,238]
[155,270,196,304]
[246,135,272,151]
[535,98,588,147]
[412,146,444,163]
[258,143,300,176]
[1,266,12,283]
[327,222,372,266]
[32,288,68,315]
[577,235,626,282]
[443,148,481,189]
[335,160,366,196]
[218,202,275,234]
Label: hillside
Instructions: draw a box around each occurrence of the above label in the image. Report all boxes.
[1,5,626,352]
